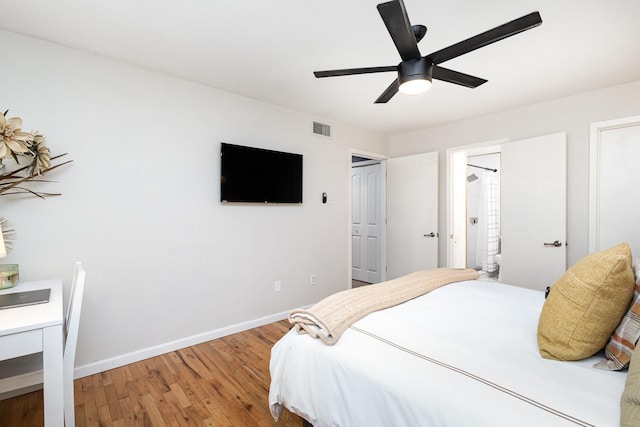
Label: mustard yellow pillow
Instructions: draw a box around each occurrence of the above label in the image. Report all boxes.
[537,243,635,360]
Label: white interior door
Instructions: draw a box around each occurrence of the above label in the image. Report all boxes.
[387,152,439,280]
[590,116,640,256]
[450,150,468,268]
[352,163,382,283]
[500,132,567,290]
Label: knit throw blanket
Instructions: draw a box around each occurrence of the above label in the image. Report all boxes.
[289,268,479,345]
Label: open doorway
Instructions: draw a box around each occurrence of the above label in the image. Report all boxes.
[447,140,506,275]
[466,152,501,280]
[350,152,386,288]
[448,134,567,289]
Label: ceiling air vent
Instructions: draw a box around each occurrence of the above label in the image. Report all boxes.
[313,121,331,138]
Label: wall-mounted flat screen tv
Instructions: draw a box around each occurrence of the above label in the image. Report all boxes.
[220,143,303,203]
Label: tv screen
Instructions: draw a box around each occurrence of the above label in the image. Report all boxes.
[220,143,303,203]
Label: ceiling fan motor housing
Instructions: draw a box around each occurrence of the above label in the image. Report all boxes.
[398,57,433,85]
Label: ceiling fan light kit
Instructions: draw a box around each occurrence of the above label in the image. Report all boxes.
[398,58,433,95]
[314,0,542,103]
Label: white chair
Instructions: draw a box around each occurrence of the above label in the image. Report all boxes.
[0,261,86,427]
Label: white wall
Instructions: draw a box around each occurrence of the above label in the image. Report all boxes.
[389,80,640,268]
[0,30,387,374]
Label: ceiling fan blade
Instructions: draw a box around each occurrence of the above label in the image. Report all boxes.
[314,66,397,78]
[374,79,399,104]
[377,0,421,61]
[432,66,487,88]
[428,11,542,65]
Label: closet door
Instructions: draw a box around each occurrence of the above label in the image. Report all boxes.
[352,163,383,283]
[500,133,567,291]
[386,151,439,280]
[590,116,640,256]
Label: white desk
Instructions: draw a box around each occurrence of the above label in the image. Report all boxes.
[0,279,64,426]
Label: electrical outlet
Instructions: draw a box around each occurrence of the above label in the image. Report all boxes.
[274,280,281,292]
[310,275,316,285]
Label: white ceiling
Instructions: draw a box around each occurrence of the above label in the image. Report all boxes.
[1,0,639,134]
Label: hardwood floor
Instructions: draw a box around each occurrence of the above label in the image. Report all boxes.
[351,279,370,288]
[0,320,304,426]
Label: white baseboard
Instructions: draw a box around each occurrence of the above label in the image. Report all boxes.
[74,309,293,379]
[0,371,43,401]
[0,382,42,401]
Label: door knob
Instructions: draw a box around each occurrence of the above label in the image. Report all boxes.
[543,240,562,247]
[423,232,437,237]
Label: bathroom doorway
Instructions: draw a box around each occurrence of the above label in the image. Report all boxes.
[466,152,501,279]
[448,134,566,289]
[446,140,506,273]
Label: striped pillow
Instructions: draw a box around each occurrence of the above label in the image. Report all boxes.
[621,341,640,426]
[595,257,640,370]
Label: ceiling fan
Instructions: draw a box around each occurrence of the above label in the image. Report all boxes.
[313,0,542,103]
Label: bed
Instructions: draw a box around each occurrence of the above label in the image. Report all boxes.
[269,245,640,427]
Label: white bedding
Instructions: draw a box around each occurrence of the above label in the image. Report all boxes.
[269,280,627,426]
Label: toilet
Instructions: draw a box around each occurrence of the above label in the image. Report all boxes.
[495,254,502,281]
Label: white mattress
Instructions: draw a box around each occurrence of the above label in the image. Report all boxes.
[269,280,627,426]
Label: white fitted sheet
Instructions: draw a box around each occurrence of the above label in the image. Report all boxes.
[269,280,627,426]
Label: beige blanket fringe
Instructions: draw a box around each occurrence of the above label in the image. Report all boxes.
[289,268,479,345]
